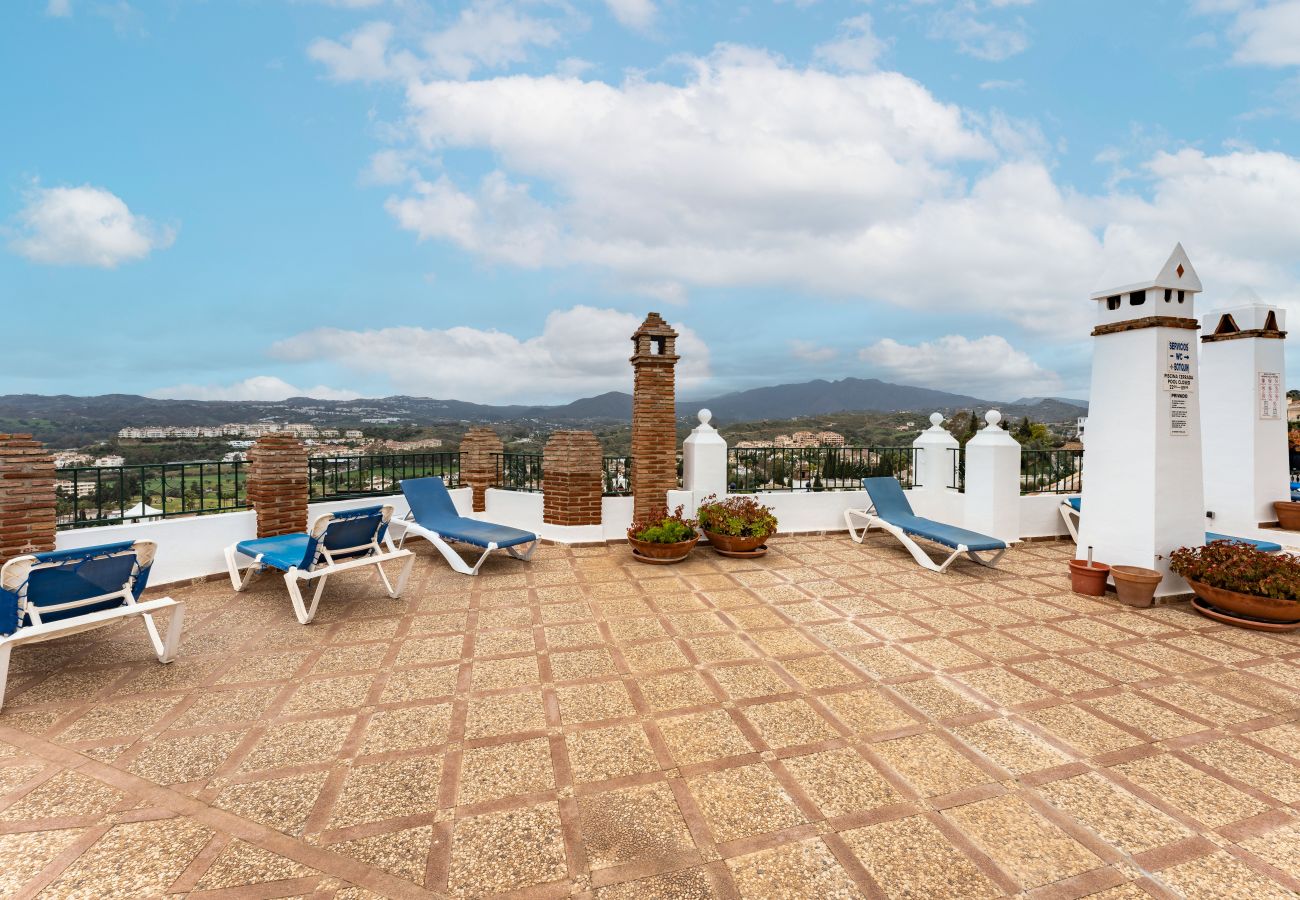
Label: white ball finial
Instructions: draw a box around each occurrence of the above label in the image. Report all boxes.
[929,412,943,427]
[698,409,712,426]
[985,410,1001,428]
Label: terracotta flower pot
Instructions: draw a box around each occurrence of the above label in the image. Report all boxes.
[1186,578,1300,623]
[1110,565,1162,608]
[1274,501,1300,531]
[703,531,770,557]
[1068,559,1110,596]
[627,534,698,564]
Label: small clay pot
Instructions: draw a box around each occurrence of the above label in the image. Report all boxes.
[1274,501,1300,531]
[627,534,698,564]
[1068,559,1111,596]
[1110,565,1162,608]
[703,531,769,556]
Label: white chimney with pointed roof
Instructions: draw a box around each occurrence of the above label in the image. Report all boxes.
[1077,244,1205,596]
[1200,287,1288,533]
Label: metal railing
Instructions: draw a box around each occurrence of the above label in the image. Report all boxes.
[309,452,460,501]
[493,453,543,492]
[602,456,632,496]
[1021,449,1083,495]
[949,447,965,492]
[56,460,248,529]
[727,446,919,493]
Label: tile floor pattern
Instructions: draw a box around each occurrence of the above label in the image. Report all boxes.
[0,535,1297,898]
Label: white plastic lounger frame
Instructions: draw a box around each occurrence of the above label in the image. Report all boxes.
[843,505,1007,574]
[393,518,537,577]
[1059,502,1081,542]
[0,540,184,710]
[225,509,415,625]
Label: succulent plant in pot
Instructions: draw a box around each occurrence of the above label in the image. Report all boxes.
[627,505,699,564]
[696,494,779,557]
[1170,540,1300,631]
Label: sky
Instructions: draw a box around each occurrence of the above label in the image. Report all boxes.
[4,0,1300,406]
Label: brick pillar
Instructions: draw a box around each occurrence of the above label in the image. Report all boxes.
[459,427,503,513]
[543,431,603,526]
[0,434,56,567]
[247,433,309,539]
[630,312,680,521]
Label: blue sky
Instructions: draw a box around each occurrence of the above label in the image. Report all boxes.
[4,0,1300,405]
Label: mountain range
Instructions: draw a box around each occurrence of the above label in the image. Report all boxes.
[0,378,1087,446]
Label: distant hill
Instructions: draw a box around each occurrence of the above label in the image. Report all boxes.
[0,379,1086,446]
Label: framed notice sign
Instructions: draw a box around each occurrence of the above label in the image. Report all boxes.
[1259,372,1281,420]
[1170,391,1191,436]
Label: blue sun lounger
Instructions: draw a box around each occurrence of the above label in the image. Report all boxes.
[396,477,538,576]
[225,504,414,624]
[0,540,184,709]
[844,477,1008,573]
[1059,497,1282,552]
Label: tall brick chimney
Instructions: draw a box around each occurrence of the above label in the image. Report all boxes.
[247,433,309,539]
[0,434,56,568]
[630,312,680,521]
[459,427,504,513]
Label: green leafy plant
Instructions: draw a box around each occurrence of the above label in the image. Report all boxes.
[628,505,698,544]
[695,494,779,539]
[1169,540,1300,602]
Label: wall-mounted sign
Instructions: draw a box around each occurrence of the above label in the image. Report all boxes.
[1170,391,1191,436]
[1163,339,1195,394]
[1259,372,1281,420]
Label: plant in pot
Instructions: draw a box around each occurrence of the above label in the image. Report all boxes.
[1170,540,1300,631]
[627,505,699,565]
[1068,545,1110,597]
[696,494,779,558]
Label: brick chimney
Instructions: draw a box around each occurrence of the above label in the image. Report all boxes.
[630,312,680,521]
[543,431,603,526]
[459,427,504,513]
[0,434,56,567]
[247,433,309,539]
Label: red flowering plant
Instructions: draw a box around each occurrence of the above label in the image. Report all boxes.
[628,505,698,544]
[695,494,779,539]
[1169,540,1300,602]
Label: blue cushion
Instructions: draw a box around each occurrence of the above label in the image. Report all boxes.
[402,477,536,549]
[1205,532,1282,553]
[236,534,313,572]
[0,542,152,635]
[1065,496,1082,512]
[861,477,1006,552]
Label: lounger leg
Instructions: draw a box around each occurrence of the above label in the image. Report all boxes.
[844,509,874,543]
[225,545,261,592]
[374,560,397,597]
[140,602,186,663]
[425,533,477,576]
[505,540,538,562]
[0,642,12,712]
[285,571,320,625]
[467,546,495,577]
[392,553,416,598]
[966,548,1007,569]
[1059,506,1080,543]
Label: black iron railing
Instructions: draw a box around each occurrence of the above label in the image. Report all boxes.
[603,456,632,496]
[309,452,460,501]
[727,446,919,493]
[949,447,965,492]
[493,453,543,492]
[1020,449,1083,495]
[56,460,248,529]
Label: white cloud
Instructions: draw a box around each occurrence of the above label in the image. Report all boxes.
[270,306,711,403]
[149,376,360,402]
[46,0,72,17]
[979,78,1024,91]
[320,40,1300,337]
[311,1,570,83]
[813,14,886,73]
[1229,0,1300,66]
[604,0,656,31]
[860,335,1062,399]
[790,340,837,363]
[927,5,1030,61]
[8,184,174,268]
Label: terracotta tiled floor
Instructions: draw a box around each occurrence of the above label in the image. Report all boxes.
[0,534,1298,899]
